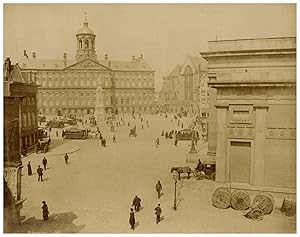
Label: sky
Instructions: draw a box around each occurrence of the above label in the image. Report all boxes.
[3,4,296,90]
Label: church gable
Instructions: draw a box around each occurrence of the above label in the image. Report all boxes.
[65,58,110,71]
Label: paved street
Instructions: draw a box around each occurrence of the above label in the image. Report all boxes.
[17,114,295,233]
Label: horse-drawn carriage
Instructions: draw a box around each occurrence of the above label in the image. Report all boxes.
[36,139,50,154]
[170,160,216,181]
[129,126,137,137]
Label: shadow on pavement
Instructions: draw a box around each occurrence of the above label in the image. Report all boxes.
[10,212,85,233]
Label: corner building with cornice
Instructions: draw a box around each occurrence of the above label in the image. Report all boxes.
[19,19,155,117]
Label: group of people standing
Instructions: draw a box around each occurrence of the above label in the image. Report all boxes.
[129,180,163,230]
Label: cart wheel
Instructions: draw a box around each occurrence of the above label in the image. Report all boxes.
[211,172,216,181]
[250,209,264,221]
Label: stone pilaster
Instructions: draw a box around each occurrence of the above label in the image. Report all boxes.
[215,104,228,183]
[252,104,268,186]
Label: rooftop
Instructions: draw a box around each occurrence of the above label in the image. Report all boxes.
[18,56,153,72]
[204,37,296,54]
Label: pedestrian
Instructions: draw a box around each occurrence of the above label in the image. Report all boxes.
[132,195,142,212]
[165,132,168,139]
[42,157,47,170]
[129,208,135,230]
[27,161,32,176]
[56,130,58,137]
[155,180,162,199]
[174,139,178,147]
[141,125,144,129]
[181,123,184,128]
[42,201,49,221]
[37,165,43,182]
[113,135,116,143]
[155,138,160,148]
[154,204,162,224]
[103,138,107,147]
[64,153,69,164]
[161,130,164,136]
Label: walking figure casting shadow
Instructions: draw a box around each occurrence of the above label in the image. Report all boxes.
[171,166,192,180]
[11,212,85,233]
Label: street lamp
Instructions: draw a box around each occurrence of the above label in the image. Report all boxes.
[172,172,179,210]
[189,130,197,154]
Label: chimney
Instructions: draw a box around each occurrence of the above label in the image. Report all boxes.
[132,56,135,61]
[32,52,36,59]
[63,53,67,67]
[104,54,108,60]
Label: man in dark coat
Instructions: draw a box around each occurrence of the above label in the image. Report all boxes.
[64,153,69,164]
[155,181,162,199]
[154,204,162,224]
[37,165,43,182]
[42,201,49,220]
[42,157,47,170]
[129,208,135,230]
[27,161,32,176]
[195,159,204,172]
[132,195,142,212]
[174,139,178,147]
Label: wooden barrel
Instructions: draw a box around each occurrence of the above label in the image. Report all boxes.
[231,190,251,210]
[252,192,274,215]
[212,187,231,209]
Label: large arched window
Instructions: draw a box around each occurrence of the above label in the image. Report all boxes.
[183,65,193,101]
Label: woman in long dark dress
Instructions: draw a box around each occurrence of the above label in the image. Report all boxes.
[42,201,49,220]
[129,208,135,230]
[27,162,32,176]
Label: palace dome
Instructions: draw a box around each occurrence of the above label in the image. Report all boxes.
[77,22,94,35]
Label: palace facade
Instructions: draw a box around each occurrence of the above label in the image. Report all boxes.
[19,19,155,117]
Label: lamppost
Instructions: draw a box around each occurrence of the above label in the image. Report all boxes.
[189,130,197,154]
[172,172,179,210]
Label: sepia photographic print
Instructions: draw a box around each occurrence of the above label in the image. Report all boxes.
[3,3,296,233]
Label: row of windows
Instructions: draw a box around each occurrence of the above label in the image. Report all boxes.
[22,112,36,128]
[37,77,153,88]
[39,72,153,80]
[22,97,35,106]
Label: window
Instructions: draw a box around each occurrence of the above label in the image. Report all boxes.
[27,113,31,126]
[31,97,35,105]
[201,90,206,96]
[22,113,26,127]
[32,112,35,125]
[27,97,30,105]
[201,112,206,117]
[121,98,124,105]
[201,99,206,104]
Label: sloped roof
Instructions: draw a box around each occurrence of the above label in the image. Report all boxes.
[100,59,153,71]
[167,64,182,77]
[18,56,153,72]
[11,64,26,83]
[18,57,76,70]
[187,56,208,70]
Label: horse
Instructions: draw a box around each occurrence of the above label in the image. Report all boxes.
[171,166,192,180]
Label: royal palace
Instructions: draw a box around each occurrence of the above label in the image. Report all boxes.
[18,18,155,117]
